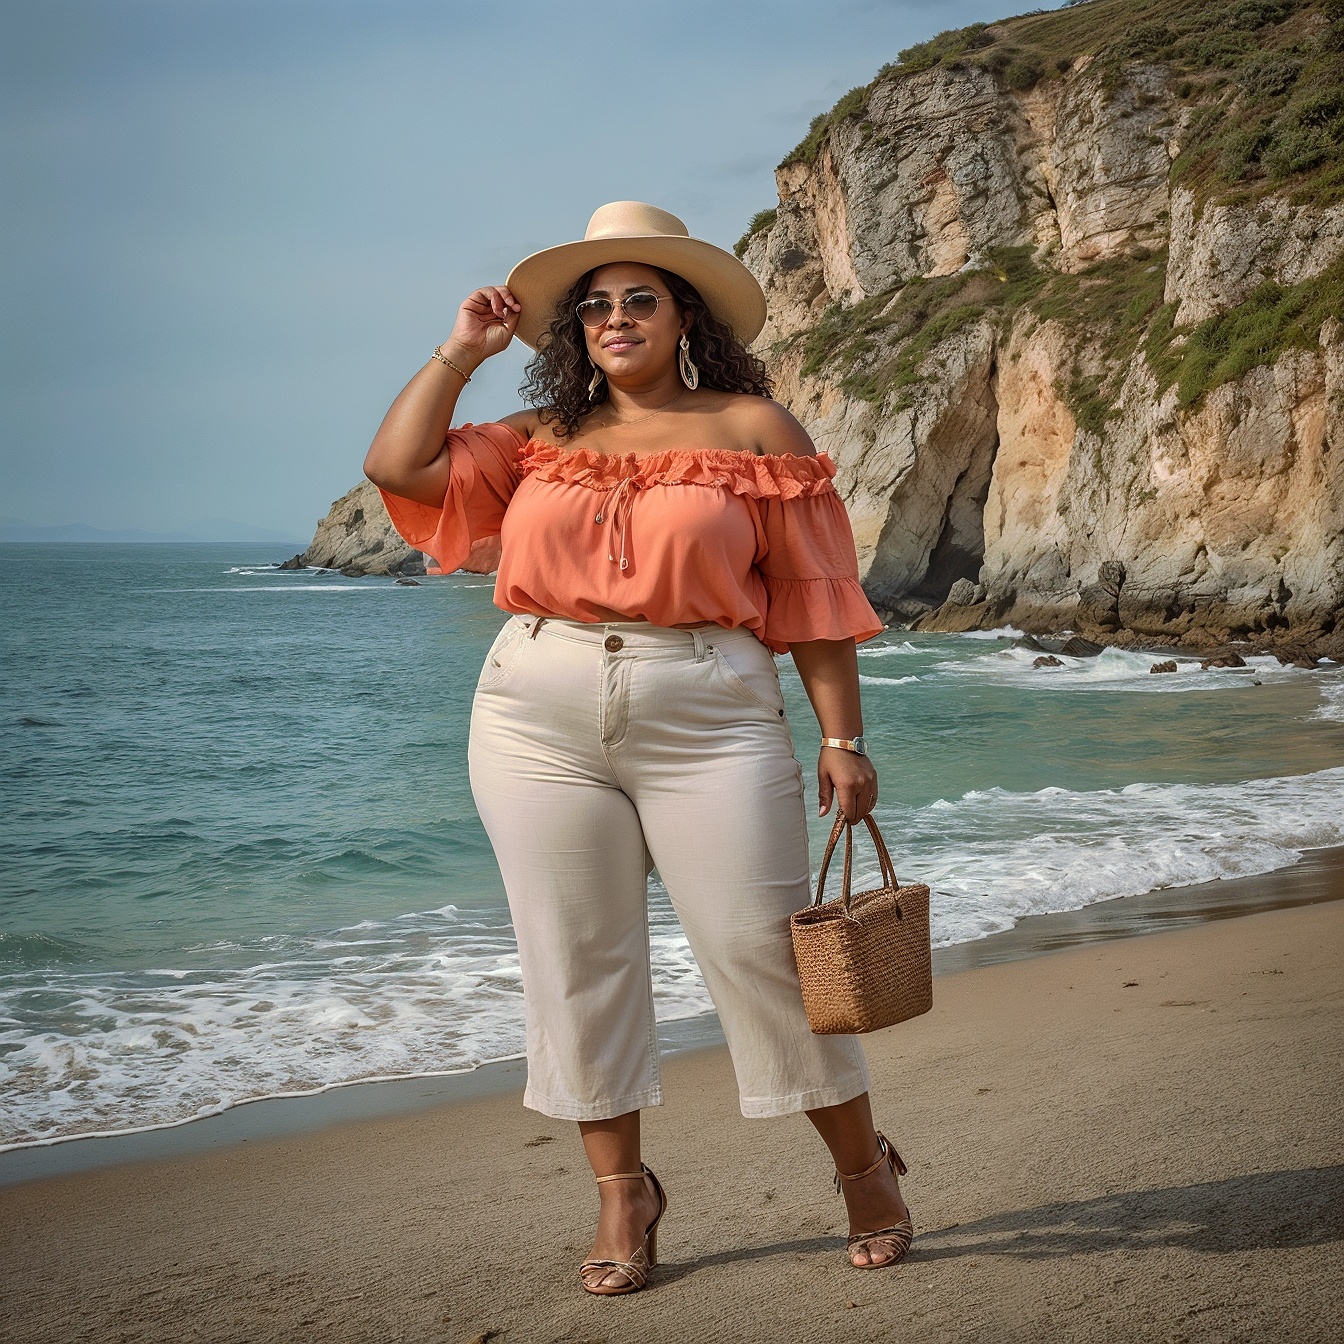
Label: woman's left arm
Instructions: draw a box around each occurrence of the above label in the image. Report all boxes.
[738,396,881,822]
[789,638,878,823]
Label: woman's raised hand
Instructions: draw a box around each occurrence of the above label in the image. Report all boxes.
[364,284,522,497]
[443,285,522,368]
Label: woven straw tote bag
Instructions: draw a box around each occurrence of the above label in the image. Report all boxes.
[790,813,933,1035]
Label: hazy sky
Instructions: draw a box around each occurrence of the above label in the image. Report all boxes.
[3,0,1037,542]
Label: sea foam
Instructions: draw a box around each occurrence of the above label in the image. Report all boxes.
[5,765,1342,1149]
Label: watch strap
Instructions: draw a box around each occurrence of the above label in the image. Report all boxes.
[821,737,866,754]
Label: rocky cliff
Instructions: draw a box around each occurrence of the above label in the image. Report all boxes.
[739,0,1344,655]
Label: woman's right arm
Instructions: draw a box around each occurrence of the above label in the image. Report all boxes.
[362,285,522,507]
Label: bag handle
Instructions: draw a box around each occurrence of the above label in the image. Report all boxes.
[813,813,902,912]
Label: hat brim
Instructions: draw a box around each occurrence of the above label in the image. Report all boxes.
[505,235,767,350]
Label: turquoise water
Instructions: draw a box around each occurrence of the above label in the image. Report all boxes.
[3,542,1343,1146]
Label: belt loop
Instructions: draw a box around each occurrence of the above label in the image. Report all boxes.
[692,628,707,662]
[528,616,548,640]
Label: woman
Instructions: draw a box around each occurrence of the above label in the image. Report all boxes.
[363,202,913,1293]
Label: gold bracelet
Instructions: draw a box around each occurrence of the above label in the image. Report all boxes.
[431,345,472,381]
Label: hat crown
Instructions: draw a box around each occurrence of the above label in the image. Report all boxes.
[584,201,689,242]
[505,200,766,349]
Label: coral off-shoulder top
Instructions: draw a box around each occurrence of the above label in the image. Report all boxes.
[374,422,883,655]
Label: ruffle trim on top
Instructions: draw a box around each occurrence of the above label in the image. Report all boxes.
[517,441,838,499]
[759,574,886,654]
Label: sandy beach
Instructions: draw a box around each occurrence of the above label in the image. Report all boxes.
[3,888,1342,1344]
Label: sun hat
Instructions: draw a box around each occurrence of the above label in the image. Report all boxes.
[505,201,768,350]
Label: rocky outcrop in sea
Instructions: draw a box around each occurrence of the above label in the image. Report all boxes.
[279,481,425,577]
[280,480,499,578]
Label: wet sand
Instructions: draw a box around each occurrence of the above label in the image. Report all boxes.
[2,875,1341,1342]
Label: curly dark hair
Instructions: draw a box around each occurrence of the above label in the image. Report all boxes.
[519,267,773,440]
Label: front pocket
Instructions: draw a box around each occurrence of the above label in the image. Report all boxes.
[710,642,786,713]
[476,619,529,691]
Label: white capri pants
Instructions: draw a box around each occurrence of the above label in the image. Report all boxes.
[468,614,870,1121]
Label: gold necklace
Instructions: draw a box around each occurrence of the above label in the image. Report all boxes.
[601,390,684,430]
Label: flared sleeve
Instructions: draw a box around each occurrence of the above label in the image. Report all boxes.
[374,422,524,575]
[757,458,885,654]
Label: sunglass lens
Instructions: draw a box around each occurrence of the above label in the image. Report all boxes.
[576,299,613,326]
[623,292,659,320]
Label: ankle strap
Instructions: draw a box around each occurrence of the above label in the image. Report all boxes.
[834,1132,906,1192]
[595,1166,649,1184]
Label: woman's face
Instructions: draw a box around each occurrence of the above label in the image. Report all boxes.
[581,262,691,386]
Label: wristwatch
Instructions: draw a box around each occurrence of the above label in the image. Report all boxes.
[821,736,867,755]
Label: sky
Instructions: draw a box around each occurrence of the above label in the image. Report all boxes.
[2,0,1042,543]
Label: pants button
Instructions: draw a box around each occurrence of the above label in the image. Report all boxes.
[604,634,624,652]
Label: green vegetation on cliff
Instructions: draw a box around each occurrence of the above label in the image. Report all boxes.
[733,209,776,259]
[786,248,1166,419]
[784,240,1340,425]
[793,249,1049,410]
[1146,252,1344,405]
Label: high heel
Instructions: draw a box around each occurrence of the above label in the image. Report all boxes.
[834,1132,914,1269]
[578,1165,667,1296]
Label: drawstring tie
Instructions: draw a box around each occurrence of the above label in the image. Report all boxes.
[593,474,640,572]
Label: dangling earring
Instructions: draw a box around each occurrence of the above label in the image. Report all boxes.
[678,334,699,390]
[587,362,606,400]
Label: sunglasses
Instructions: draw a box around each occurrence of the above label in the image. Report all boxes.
[575,290,663,327]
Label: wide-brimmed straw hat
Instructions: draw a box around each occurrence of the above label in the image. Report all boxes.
[505,201,767,350]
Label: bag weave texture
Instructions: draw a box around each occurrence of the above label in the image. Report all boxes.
[790,814,932,1035]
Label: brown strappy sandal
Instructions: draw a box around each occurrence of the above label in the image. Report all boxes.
[578,1164,668,1296]
[834,1132,914,1269]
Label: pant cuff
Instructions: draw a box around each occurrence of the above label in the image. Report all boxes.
[522,1084,664,1121]
[737,1068,871,1119]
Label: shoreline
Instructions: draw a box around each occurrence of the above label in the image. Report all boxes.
[904,604,1344,667]
[4,842,1342,1188]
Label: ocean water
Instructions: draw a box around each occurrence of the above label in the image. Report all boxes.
[3,542,1343,1148]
